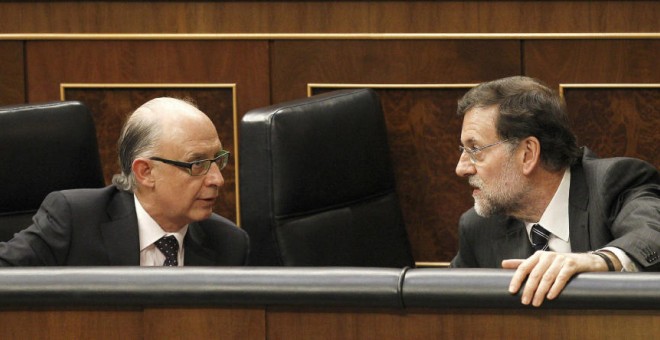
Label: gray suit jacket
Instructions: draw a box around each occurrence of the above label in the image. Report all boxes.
[0,186,250,266]
[451,148,660,271]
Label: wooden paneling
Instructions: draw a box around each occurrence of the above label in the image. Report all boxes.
[563,87,659,167]
[63,86,239,221]
[524,40,660,88]
[0,309,143,339]
[144,308,264,340]
[271,39,521,102]
[267,308,660,339]
[0,41,25,106]
[0,1,658,34]
[1,306,657,339]
[25,40,270,114]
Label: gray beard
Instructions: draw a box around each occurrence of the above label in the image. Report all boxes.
[470,158,526,218]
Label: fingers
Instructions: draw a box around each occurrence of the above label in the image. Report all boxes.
[507,253,540,296]
[519,252,556,306]
[507,252,587,307]
[501,259,524,269]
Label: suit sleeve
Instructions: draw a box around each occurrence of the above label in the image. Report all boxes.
[0,191,73,266]
[602,160,660,271]
[607,182,660,271]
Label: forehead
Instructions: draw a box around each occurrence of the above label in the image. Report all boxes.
[159,116,222,158]
[460,105,499,144]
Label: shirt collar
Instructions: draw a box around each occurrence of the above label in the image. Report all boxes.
[527,168,571,242]
[135,195,188,251]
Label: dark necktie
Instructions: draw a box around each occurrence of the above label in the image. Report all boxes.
[530,224,551,251]
[155,235,179,266]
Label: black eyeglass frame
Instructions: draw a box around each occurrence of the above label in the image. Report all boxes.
[150,150,230,176]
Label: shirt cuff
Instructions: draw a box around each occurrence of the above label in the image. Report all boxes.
[601,246,639,272]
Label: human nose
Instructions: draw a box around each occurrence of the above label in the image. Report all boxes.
[205,162,225,187]
[456,152,476,177]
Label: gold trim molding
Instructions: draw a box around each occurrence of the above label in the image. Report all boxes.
[559,83,660,97]
[60,83,241,224]
[2,33,660,41]
[307,83,478,97]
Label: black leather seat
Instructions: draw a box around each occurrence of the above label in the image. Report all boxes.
[0,101,105,241]
[239,89,414,267]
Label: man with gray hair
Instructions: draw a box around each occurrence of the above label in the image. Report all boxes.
[0,97,249,266]
[451,76,659,306]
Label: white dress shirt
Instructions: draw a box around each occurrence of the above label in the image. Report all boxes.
[525,169,637,271]
[135,195,188,266]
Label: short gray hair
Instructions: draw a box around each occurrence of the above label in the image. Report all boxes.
[111,106,162,192]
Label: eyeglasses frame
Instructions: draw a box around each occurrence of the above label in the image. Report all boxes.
[459,139,512,164]
[150,150,230,176]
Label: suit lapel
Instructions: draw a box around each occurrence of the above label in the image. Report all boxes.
[100,191,140,265]
[183,222,217,266]
[493,218,534,262]
[568,158,591,252]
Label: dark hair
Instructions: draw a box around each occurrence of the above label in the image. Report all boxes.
[457,76,581,171]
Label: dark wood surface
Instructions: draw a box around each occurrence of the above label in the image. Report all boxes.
[0,1,658,33]
[1,307,656,339]
[0,41,25,106]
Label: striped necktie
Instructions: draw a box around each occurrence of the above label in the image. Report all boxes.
[530,224,551,251]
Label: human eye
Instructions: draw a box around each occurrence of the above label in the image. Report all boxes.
[189,160,210,174]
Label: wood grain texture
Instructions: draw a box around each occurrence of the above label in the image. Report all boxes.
[0,309,142,339]
[267,307,660,339]
[0,41,25,106]
[524,40,660,88]
[144,308,264,340]
[0,1,658,33]
[564,88,659,168]
[272,40,521,103]
[63,87,238,222]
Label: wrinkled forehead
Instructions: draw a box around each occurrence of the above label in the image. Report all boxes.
[461,105,500,143]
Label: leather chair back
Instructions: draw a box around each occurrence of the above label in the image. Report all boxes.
[239,89,414,267]
[0,101,105,241]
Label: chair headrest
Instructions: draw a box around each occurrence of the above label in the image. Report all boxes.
[0,101,105,215]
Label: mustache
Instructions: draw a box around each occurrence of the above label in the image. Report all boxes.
[468,176,483,189]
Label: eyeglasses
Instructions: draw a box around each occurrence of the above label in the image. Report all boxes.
[459,139,511,164]
[150,150,230,176]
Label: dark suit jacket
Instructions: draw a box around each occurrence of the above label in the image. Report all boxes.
[0,186,250,266]
[451,148,660,271]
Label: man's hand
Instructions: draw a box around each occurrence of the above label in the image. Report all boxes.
[502,251,613,307]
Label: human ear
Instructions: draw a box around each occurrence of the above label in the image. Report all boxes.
[132,158,155,187]
[521,137,541,175]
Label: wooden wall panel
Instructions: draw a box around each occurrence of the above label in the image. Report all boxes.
[274,40,521,262]
[272,40,521,102]
[144,308,264,340]
[267,308,660,339]
[563,87,659,167]
[25,40,270,224]
[524,40,660,88]
[0,41,25,106]
[0,1,658,34]
[0,309,142,339]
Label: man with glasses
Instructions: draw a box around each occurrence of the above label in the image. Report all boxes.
[0,97,249,266]
[450,76,659,306]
